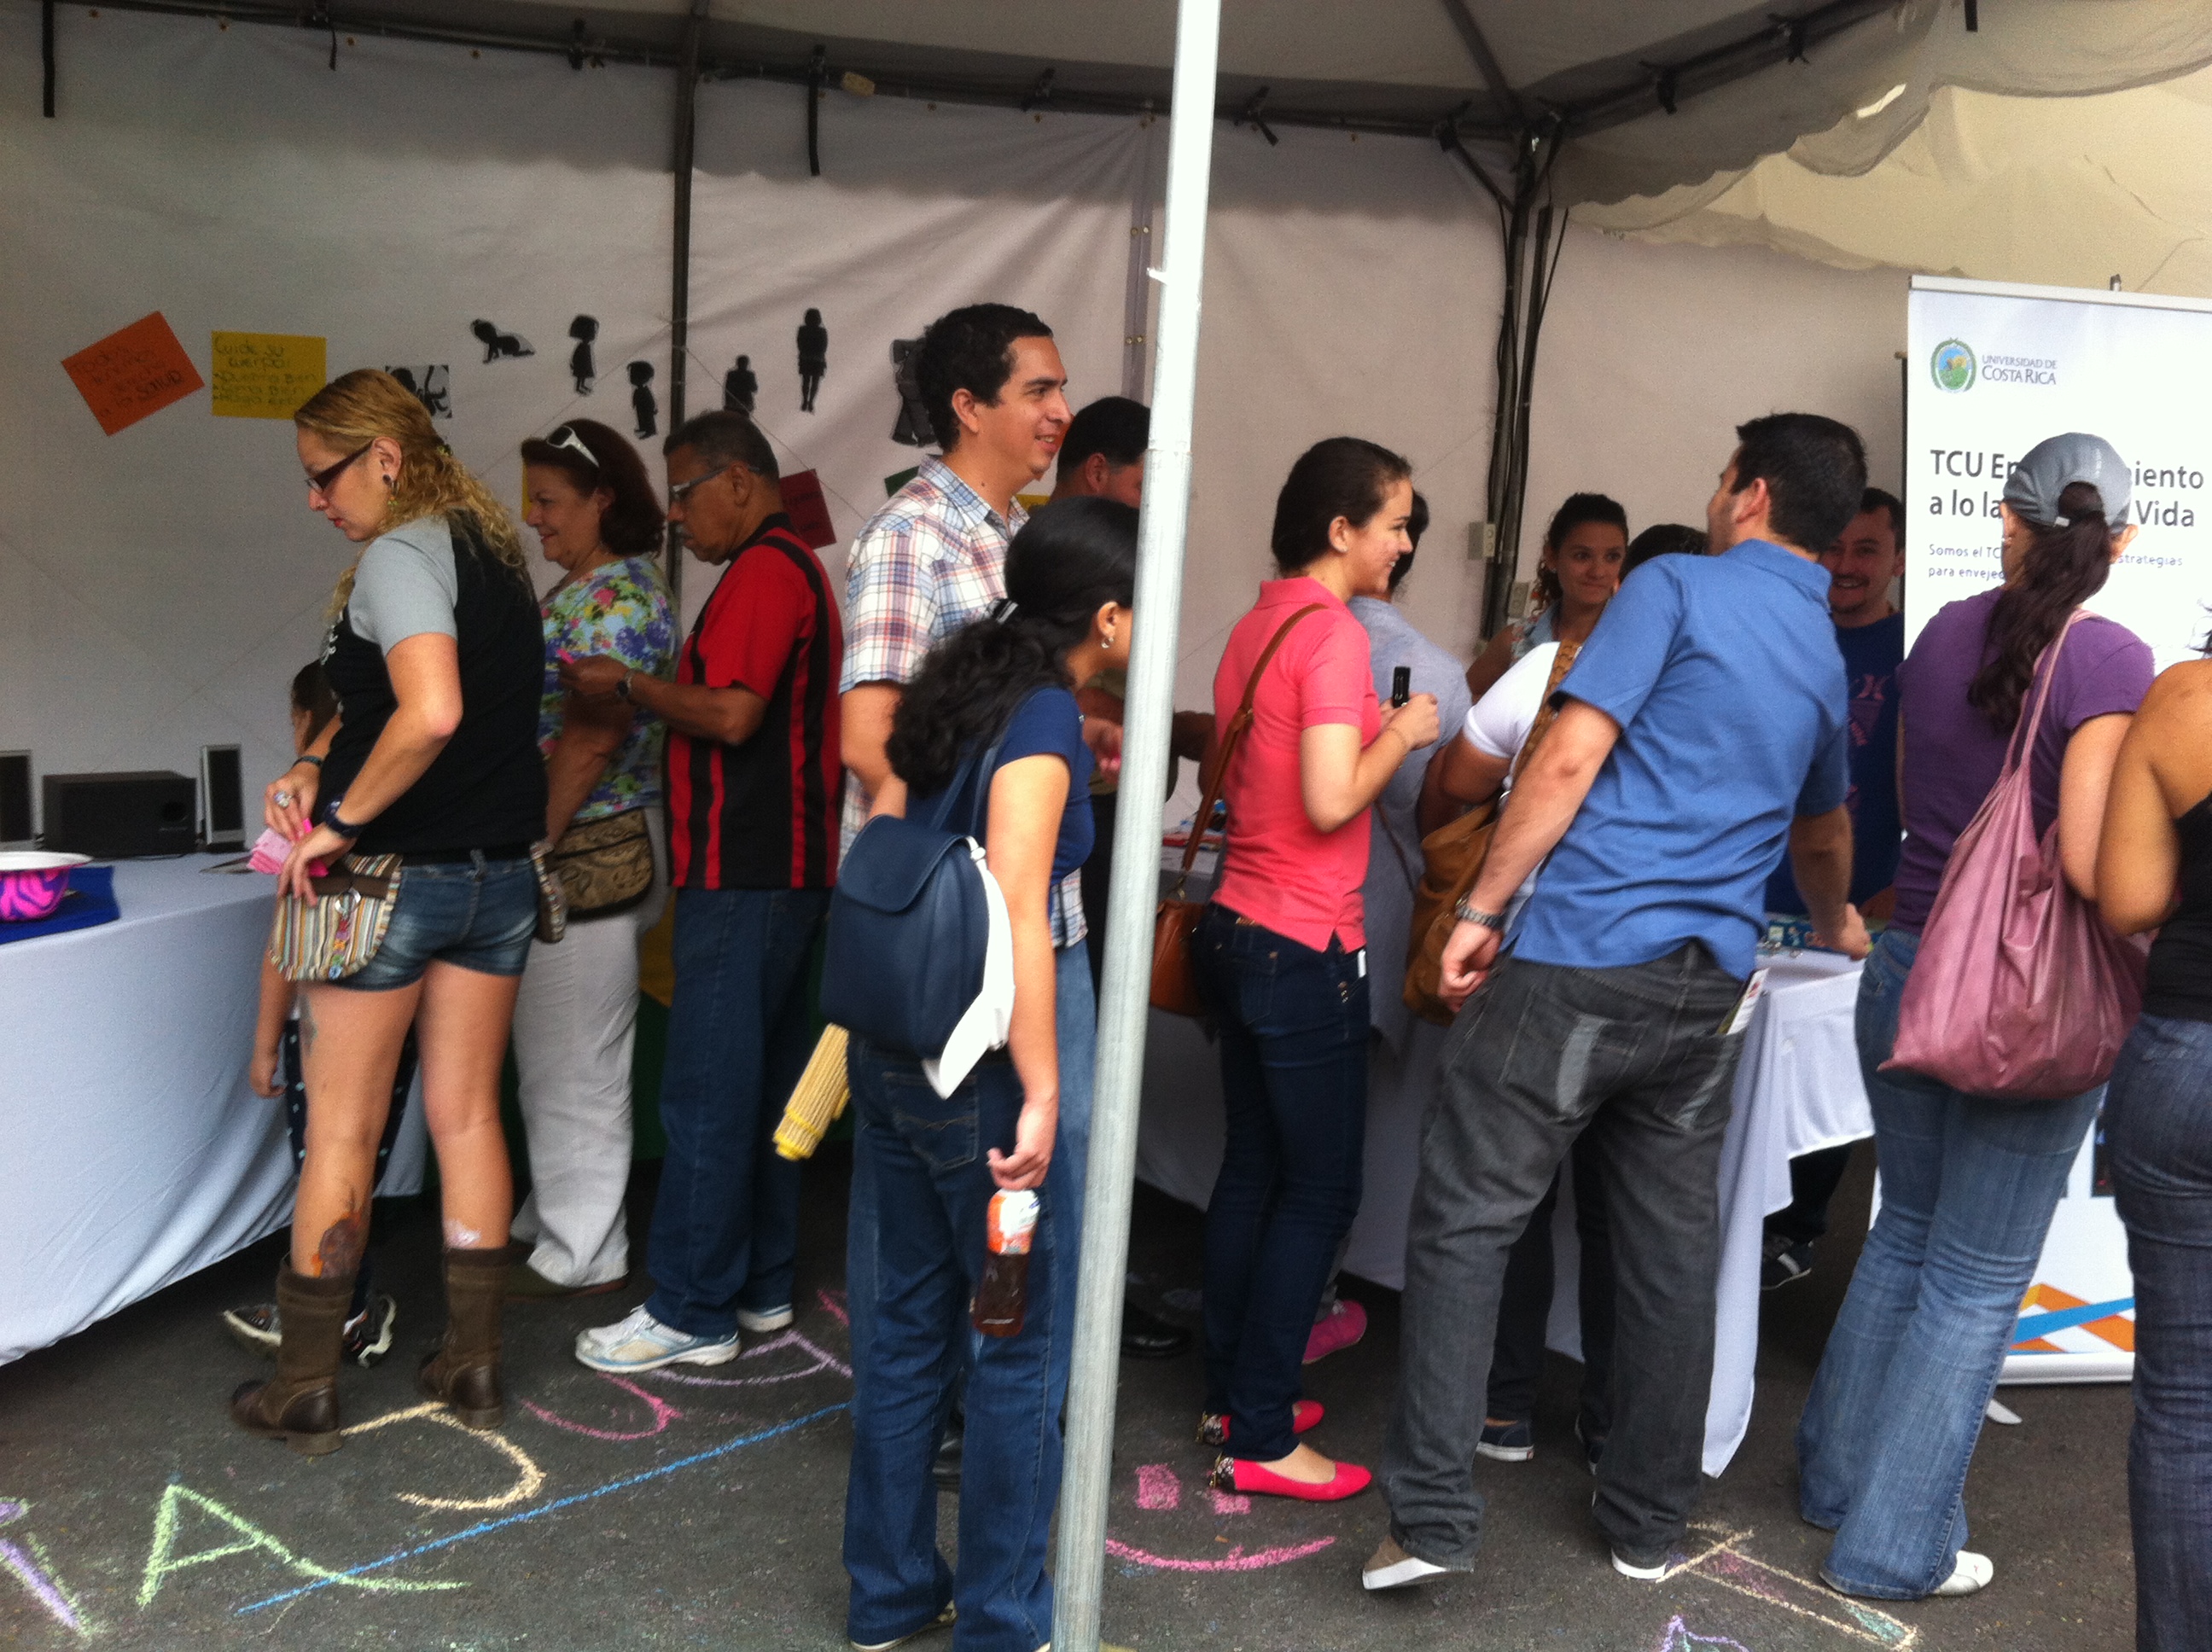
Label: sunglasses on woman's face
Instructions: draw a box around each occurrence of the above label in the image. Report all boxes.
[306,442,373,498]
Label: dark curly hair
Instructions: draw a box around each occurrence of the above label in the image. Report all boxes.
[1970,480,2119,734]
[889,497,1138,797]
[916,303,1053,453]
[519,417,666,558]
[1530,492,1630,615]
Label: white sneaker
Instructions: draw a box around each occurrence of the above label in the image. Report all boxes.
[1932,1550,1994,1597]
[575,1306,740,1372]
[1363,1535,1450,1591]
[737,1304,795,1333]
[1611,1549,1671,1581]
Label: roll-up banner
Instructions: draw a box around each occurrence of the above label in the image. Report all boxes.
[1905,274,2212,1382]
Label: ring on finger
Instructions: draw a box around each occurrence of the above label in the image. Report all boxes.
[274,788,294,807]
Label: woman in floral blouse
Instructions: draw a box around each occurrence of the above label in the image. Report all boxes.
[509,418,678,1297]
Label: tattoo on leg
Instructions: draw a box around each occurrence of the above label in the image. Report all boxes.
[314,1198,366,1277]
[299,995,317,1058]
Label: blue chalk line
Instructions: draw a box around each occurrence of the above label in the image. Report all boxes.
[236,1401,849,1614]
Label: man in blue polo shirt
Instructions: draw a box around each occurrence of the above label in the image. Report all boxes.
[1367,413,1874,1596]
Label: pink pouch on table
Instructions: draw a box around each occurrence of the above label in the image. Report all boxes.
[1883,610,2147,1101]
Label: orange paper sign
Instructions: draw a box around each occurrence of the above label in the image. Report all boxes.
[61,312,205,435]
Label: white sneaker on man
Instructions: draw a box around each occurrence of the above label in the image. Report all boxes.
[1931,1550,1994,1597]
[575,1305,740,1372]
[1362,1535,1451,1591]
[737,1304,795,1333]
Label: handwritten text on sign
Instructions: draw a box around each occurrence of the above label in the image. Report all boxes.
[61,312,204,436]
[210,332,326,420]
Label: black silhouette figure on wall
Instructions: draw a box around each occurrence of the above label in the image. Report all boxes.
[796,309,828,413]
[724,354,759,414]
[628,361,658,440]
[568,316,599,395]
[890,339,931,447]
[387,365,452,420]
[470,319,534,363]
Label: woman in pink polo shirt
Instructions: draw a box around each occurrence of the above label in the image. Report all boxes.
[1195,438,1441,1502]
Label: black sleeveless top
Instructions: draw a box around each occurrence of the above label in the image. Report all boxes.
[319,515,547,856]
[2145,792,2212,1023]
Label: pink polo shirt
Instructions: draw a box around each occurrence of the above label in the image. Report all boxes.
[1208,578,1381,953]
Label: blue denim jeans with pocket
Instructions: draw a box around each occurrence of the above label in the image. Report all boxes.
[1194,905,1370,1463]
[643,886,827,1338]
[2105,1011,2212,1649]
[1797,927,2099,1598]
[841,1055,1068,1652]
[333,852,538,990]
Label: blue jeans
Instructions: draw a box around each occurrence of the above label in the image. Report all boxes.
[2107,1012,2212,1650]
[841,945,1093,1652]
[1195,905,1368,1463]
[1798,928,2099,1597]
[643,887,827,1338]
[335,852,538,990]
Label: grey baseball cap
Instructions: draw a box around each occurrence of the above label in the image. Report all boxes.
[2002,433,2131,527]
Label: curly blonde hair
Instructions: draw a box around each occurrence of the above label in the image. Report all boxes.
[294,369,527,611]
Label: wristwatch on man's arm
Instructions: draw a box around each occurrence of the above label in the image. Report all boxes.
[1453,896,1507,932]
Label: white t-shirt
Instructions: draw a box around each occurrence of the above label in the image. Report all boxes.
[1460,641,1559,922]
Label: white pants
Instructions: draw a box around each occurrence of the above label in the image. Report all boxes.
[509,810,669,1288]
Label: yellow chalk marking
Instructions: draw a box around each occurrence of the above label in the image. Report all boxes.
[342,1400,547,1511]
[138,1483,462,1608]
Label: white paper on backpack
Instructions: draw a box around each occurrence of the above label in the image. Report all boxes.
[923,839,1015,1098]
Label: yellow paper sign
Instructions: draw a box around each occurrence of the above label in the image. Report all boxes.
[209,332,327,420]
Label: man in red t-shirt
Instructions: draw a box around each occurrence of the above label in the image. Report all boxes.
[561,410,843,1372]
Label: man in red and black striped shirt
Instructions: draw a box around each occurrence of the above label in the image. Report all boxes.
[562,410,843,1371]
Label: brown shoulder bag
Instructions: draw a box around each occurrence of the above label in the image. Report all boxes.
[1150,603,1324,1015]
[1402,640,1579,1024]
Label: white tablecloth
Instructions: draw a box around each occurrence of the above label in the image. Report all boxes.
[0,857,427,1364]
[1133,845,1871,1474]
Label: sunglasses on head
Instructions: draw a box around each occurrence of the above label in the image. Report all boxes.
[306,442,373,498]
[543,423,599,469]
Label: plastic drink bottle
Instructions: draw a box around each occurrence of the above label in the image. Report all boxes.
[972,1189,1039,1337]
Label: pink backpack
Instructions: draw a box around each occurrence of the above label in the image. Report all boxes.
[1883,610,2148,1100]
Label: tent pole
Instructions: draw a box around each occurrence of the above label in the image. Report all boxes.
[665,0,707,604]
[1051,0,1220,1646]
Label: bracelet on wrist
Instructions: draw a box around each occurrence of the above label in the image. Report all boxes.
[1453,896,1507,932]
[294,753,324,771]
[324,802,365,840]
[616,668,636,701]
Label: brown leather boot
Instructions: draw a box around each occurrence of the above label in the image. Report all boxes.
[419,1247,506,1428]
[230,1263,352,1456]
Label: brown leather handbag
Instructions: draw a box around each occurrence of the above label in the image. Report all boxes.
[1402,641,1579,1024]
[549,808,656,921]
[1151,603,1324,1015]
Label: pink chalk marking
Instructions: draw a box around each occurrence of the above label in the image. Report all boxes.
[1651,1614,1755,1652]
[1104,1536,1334,1573]
[818,1287,848,1327]
[1134,1465,1179,1511]
[1207,1488,1251,1515]
[0,1504,79,1633]
[646,1329,853,1387]
[524,1374,684,1440]
[1703,1550,1794,1605]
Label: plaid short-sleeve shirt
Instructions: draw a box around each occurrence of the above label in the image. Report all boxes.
[841,457,1086,947]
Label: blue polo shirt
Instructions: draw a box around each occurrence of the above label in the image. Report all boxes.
[1511,538,1849,980]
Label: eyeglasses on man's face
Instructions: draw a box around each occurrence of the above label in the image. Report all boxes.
[667,463,742,509]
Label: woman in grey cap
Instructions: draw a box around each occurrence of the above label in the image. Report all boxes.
[1796,433,2151,1602]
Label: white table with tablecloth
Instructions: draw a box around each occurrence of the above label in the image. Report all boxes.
[1134,845,1871,1475]
[0,856,425,1365]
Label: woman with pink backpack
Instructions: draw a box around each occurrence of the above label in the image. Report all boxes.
[1796,433,2151,1602]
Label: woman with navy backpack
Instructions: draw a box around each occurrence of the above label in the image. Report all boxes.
[837,496,1135,1652]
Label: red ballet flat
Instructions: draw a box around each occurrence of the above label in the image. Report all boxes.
[1210,1452,1372,1502]
[1195,1400,1324,1447]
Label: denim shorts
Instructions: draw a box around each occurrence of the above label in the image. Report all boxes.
[331,852,539,992]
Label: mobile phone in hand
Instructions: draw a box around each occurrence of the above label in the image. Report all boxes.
[1391,666,1411,707]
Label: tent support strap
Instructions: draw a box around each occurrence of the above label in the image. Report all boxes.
[42,0,55,116]
[1051,1,1221,1648]
[664,0,707,602]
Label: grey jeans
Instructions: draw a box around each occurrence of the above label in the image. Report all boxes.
[1382,943,1747,1568]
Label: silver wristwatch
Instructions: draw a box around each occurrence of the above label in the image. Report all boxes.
[1453,896,1506,932]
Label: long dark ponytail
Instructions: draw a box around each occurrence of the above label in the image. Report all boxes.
[1969,480,2118,735]
[889,496,1139,796]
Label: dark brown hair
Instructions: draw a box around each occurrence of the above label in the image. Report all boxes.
[1270,437,1413,574]
[1970,480,2117,734]
[289,660,339,746]
[519,417,666,559]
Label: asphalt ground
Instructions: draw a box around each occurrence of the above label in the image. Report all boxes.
[0,1145,2133,1650]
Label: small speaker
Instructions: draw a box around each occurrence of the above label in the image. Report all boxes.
[201,744,245,852]
[0,753,31,847]
[40,771,196,859]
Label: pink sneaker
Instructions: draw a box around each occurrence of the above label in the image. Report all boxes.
[1303,1298,1367,1365]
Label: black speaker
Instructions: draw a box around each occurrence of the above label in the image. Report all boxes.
[0,752,29,848]
[200,744,245,852]
[40,771,196,858]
